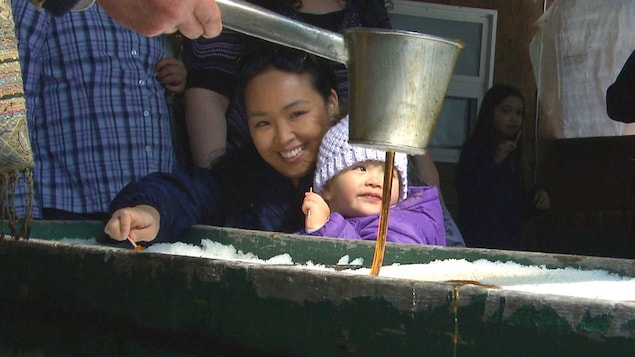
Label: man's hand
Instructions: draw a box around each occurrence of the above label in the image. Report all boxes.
[98,0,222,39]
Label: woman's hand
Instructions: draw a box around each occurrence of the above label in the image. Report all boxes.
[104,205,161,243]
[494,140,517,164]
[302,191,330,231]
[534,189,550,210]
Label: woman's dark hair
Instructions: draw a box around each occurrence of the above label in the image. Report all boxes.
[236,40,338,107]
[465,84,525,155]
[211,43,338,227]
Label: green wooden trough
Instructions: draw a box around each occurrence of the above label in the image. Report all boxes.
[0,220,633,356]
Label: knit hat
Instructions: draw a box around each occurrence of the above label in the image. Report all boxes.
[314,116,408,202]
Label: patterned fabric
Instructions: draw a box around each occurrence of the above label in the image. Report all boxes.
[0,2,32,172]
[1,0,33,239]
[11,1,176,217]
[313,116,408,201]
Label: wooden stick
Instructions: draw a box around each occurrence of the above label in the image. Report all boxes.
[370,151,395,276]
[127,236,143,251]
[307,187,312,219]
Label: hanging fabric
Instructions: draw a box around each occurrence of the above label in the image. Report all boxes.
[0,0,34,239]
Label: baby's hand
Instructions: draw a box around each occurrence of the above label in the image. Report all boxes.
[302,191,330,231]
[155,57,187,95]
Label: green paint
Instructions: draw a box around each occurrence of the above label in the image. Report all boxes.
[1,221,634,355]
[578,310,612,335]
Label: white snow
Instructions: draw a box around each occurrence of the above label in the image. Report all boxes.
[59,237,635,302]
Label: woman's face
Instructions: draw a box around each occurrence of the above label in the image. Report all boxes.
[493,95,524,138]
[245,69,339,185]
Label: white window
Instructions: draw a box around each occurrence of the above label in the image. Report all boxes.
[389,1,497,162]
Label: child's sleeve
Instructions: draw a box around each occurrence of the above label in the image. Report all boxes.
[301,213,362,240]
[395,186,446,246]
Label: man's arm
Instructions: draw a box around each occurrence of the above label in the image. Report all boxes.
[185,88,229,167]
[31,0,222,39]
[606,51,635,123]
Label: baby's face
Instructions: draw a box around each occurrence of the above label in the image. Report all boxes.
[322,160,400,218]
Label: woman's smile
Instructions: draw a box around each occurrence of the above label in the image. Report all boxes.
[245,69,339,185]
[280,144,306,161]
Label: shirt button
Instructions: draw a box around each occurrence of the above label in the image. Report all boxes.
[145,145,151,152]
[131,49,138,56]
[143,110,150,117]
[138,79,146,86]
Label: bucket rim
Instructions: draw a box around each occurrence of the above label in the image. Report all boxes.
[344,27,465,49]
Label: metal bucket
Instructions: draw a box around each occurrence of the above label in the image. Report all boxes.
[345,29,463,154]
[217,0,464,154]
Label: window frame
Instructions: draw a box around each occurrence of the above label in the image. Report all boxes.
[388,0,497,162]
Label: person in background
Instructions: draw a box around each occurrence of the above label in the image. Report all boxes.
[28,0,222,39]
[300,117,446,246]
[183,0,392,168]
[408,155,466,247]
[455,84,550,251]
[11,1,186,219]
[104,46,341,246]
[162,33,194,169]
[606,50,635,123]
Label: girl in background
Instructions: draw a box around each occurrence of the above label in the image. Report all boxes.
[456,84,550,250]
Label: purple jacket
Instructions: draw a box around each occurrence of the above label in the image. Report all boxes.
[300,186,446,246]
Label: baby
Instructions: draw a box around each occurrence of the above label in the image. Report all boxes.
[300,117,446,245]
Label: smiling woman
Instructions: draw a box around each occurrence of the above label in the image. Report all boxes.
[104,45,342,246]
[245,67,338,185]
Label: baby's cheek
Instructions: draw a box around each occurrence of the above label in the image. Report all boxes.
[391,187,400,204]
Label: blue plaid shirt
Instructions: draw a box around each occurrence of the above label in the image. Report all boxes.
[11,2,176,216]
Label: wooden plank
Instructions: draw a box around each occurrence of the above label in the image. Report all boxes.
[0,221,633,355]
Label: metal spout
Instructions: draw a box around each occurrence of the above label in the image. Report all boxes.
[216,0,348,64]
